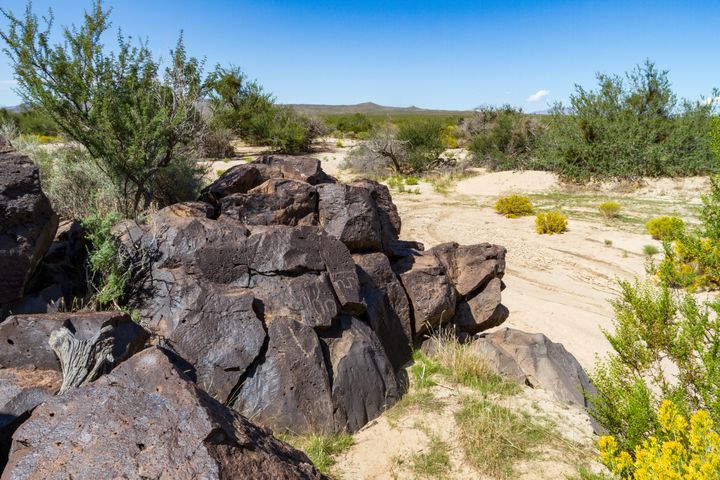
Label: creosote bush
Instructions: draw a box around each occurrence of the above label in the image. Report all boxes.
[494,195,534,218]
[598,201,621,219]
[535,210,568,234]
[646,216,685,240]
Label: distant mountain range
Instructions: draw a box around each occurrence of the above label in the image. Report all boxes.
[287,102,473,116]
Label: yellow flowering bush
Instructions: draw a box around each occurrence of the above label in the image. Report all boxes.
[599,401,720,480]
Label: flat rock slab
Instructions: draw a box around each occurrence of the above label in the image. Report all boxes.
[2,347,327,480]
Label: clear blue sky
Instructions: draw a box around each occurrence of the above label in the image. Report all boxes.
[0,0,718,110]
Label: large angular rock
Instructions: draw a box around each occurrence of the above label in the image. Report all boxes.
[353,253,413,370]
[470,328,597,409]
[220,179,318,226]
[233,317,335,434]
[199,163,265,204]
[317,183,382,252]
[0,147,58,304]
[2,347,327,480]
[392,250,456,338]
[452,277,509,334]
[321,316,401,433]
[142,274,266,401]
[0,311,149,372]
[255,154,333,185]
[351,179,401,255]
[0,368,62,472]
[433,242,506,298]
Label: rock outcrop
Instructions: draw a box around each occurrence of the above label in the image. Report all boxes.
[108,155,508,435]
[1,347,327,480]
[0,143,58,305]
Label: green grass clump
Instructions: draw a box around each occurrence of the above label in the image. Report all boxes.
[646,216,685,240]
[494,195,534,218]
[598,201,621,219]
[276,433,354,475]
[535,210,568,234]
[455,397,560,478]
[642,244,660,256]
[410,435,451,478]
[335,139,343,147]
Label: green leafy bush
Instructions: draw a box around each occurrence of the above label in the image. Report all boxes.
[395,118,448,172]
[535,210,568,234]
[466,106,544,170]
[598,201,621,219]
[82,212,128,309]
[537,61,716,181]
[590,280,720,452]
[494,195,534,218]
[646,216,685,240]
[2,3,206,216]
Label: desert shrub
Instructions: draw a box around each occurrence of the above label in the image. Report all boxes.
[494,195,534,218]
[13,138,121,219]
[646,216,685,240]
[590,280,720,452]
[207,66,322,154]
[598,201,621,219]
[711,115,720,160]
[598,400,720,479]
[2,2,206,216]
[395,118,448,172]
[335,139,343,147]
[326,113,374,135]
[198,126,235,159]
[466,106,544,170]
[535,210,568,234]
[82,212,128,309]
[537,61,715,181]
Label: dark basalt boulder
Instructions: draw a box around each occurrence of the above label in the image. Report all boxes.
[432,242,506,298]
[353,253,413,370]
[220,179,318,226]
[0,147,58,304]
[452,277,509,334]
[392,250,457,338]
[233,317,335,434]
[350,179,402,255]
[0,368,62,472]
[1,347,327,480]
[0,311,149,371]
[317,183,383,253]
[199,163,265,204]
[255,154,333,185]
[321,316,401,433]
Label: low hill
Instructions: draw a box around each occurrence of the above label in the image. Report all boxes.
[287,102,473,117]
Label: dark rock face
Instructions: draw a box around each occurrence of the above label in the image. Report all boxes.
[321,316,401,433]
[0,147,58,304]
[233,317,335,434]
[453,277,509,334]
[317,183,382,252]
[0,311,149,371]
[220,179,318,226]
[353,253,412,370]
[0,368,62,472]
[1,347,327,480]
[392,250,457,337]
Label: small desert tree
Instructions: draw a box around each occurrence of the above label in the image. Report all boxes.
[1,1,206,216]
